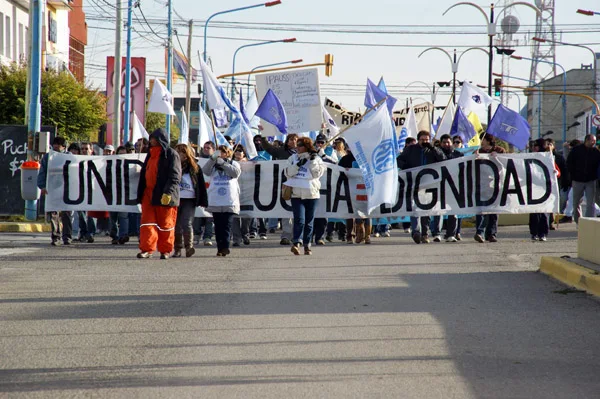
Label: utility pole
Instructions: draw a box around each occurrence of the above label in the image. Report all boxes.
[113,0,123,147]
[185,19,193,128]
[122,0,134,144]
[166,0,173,140]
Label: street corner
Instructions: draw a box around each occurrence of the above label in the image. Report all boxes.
[539,256,600,297]
[0,222,50,233]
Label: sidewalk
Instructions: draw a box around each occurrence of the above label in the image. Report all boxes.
[540,256,600,297]
[0,222,50,233]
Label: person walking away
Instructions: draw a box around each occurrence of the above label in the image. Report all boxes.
[529,138,552,241]
[136,128,182,259]
[37,136,73,246]
[284,137,325,255]
[566,134,600,224]
[202,146,242,256]
[397,131,446,244]
[173,144,208,257]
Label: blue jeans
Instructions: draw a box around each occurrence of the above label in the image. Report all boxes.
[110,212,129,239]
[430,216,443,236]
[410,216,430,236]
[267,218,279,230]
[213,212,234,251]
[128,212,140,236]
[291,198,318,247]
[78,211,96,239]
[476,214,498,239]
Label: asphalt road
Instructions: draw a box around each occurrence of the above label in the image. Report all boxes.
[1,223,599,398]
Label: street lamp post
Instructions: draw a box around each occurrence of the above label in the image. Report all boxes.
[418,47,489,104]
[443,1,541,124]
[231,38,296,102]
[511,55,567,143]
[532,36,598,132]
[247,59,303,89]
[405,81,437,123]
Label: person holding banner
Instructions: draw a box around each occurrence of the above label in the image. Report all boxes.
[173,144,208,258]
[202,146,242,257]
[284,137,325,255]
[136,128,182,259]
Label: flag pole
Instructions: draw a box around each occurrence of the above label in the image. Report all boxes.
[324,97,387,147]
[208,110,219,146]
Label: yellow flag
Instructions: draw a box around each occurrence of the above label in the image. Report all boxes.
[467,112,483,147]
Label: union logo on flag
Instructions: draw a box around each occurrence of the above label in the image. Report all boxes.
[471,95,481,104]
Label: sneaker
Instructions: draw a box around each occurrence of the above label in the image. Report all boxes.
[316,239,325,246]
[531,235,538,242]
[558,216,573,224]
[173,249,182,258]
[51,240,59,246]
[347,238,355,244]
[412,232,421,244]
[383,232,391,238]
[63,239,72,245]
[248,232,257,239]
[421,235,430,244]
[203,239,213,246]
[222,248,230,256]
[374,232,381,238]
[280,238,291,245]
[291,243,301,255]
[137,252,152,259]
[404,228,411,234]
[243,236,251,245]
[325,235,333,242]
[539,236,547,242]
[160,253,169,259]
[186,248,195,258]
[455,233,461,241]
[432,235,442,242]
[364,236,371,244]
[446,236,458,242]
[260,234,267,240]
[304,247,312,255]
[232,242,240,247]
[474,234,484,243]
[487,235,498,243]
[118,236,130,245]
[217,252,224,257]
[268,228,276,234]
[111,238,119,245]
[87,236,95,243]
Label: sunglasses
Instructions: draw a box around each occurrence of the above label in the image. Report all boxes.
[316,141,325,144]
[453,141,462,144]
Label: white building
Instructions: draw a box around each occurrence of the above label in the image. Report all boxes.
[0,0,72,70]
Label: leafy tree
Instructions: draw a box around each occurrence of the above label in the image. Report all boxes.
[0,63,107,143]
[145,111,180,146]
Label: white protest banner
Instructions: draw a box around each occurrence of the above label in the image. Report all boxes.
[255,68,322,135]
[45,153,559,218]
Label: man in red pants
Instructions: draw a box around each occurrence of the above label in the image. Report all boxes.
[136,128,182,259]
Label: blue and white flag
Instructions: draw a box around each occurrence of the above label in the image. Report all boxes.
[147,78,176,115]
[178,107,189,144]
[239,87,250,125]
[255,89,288,134]
[198,106,231,149]
[457,81,493,116]
[435,99,455,139]
[377,76,388,93]
[364,78,397,115]
[342,104,399,214]
[487,104,531,150]
[398,105,418,153]
[200,58,239,127]
[450,106,477,145]
[322,105,339,137]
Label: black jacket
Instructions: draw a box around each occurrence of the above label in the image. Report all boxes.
[566,144,600,183]
[397,144,445,170]
[441,147,464,160]
[136,128,182,206]
[553,151,570,190]
[260,136,296,160]
[338,152,356,168]
[182,162,209,208]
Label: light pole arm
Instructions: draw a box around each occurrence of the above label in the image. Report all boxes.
[418,47,455,71]
[443,2,488,22]
[457,47,489,67]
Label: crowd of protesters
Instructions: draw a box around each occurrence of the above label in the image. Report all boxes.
[37,127,600,258]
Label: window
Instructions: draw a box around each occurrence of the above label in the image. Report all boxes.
[0,13,4,56]
[5,16,10,60]
[18,23,23,61]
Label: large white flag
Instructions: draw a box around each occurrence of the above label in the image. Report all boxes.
[198,107,213,147]
[435,99,455,139]
[457,81,493,116]
[147,78,175,115]
[199,58,236,127]
[343,105,399,214]
[322,105,340,137]
[178,107,189,144]
[130,110,149,143]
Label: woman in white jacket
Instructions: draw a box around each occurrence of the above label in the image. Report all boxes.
[202,145,242,257]
[284,137,325,255]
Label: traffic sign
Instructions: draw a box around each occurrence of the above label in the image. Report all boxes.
[593,114,600,127]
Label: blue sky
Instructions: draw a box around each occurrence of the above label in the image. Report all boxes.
[84,0,600,115]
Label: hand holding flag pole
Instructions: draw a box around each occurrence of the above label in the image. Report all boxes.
[324,97,388,147]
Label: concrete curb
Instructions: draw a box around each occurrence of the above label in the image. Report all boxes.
[539,256,600,297]
[0,222,50,233]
